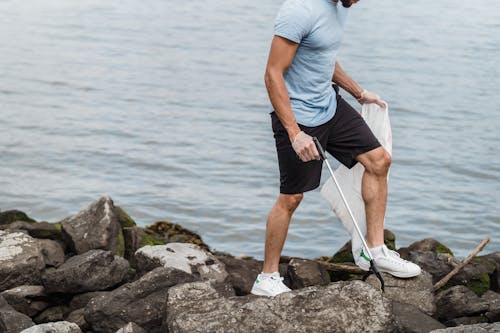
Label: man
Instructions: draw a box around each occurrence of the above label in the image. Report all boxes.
[251,0,421,297]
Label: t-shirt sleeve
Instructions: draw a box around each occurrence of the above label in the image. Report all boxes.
[274,0,313,44]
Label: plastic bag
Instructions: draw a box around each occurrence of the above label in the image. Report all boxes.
[320,103,392,264]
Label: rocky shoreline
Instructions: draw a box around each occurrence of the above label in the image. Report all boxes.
[0,196,499,333]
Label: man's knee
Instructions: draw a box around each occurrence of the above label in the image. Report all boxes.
[277,193,303,213]
[364,149,391,176]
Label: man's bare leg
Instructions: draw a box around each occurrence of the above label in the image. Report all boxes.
[262,193,303,273]
[355,146,391,248]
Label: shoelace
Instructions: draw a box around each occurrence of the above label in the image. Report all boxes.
[383,248,413,266]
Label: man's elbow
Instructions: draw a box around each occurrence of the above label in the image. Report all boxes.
[264,67,281,89]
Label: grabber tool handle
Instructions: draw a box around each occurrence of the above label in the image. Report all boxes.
[313,137,327,161]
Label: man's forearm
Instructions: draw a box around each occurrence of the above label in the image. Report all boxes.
[332,62,364,99]
[265,69,301,142]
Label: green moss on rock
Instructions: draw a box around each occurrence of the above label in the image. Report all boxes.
[0,210,36,225]
[434,242,454,256]
[466,272,490,296]
[114,206,137,229]
[116,229,126,257]
[384,229,396,250]
[139,229,167,248]
[144,221,209,251]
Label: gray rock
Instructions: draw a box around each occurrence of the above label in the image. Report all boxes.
[444,316,488,327]
[42,249,129,294]
[122,226,144,268]
[20,321,82,333]
[0,294,35,332]
[476,252,500,292]
[366,270,436,316]
[481,290,500,322]
[0,231,45,291]
[135,243,228,283]
[429,322,500,332]
[0,220,63,241]
[400,250,454,284]
[38,238,66,267]
[84,266,195,333]
[68,291,110,313]
[0,285,49,317]
[65,308,90,331]
[115,322,147,333]
[214,252,262,295]
[164,280,395,333]
[60,196,124,255]
[392,301,445,333]
[33,305,68,324]
[436,285,489,320]
[287,258,329,289]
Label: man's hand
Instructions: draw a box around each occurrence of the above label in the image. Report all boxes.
[292,131,320,162]
[357,90,387,109]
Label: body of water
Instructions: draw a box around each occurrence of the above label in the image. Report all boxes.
[1,0,499,259]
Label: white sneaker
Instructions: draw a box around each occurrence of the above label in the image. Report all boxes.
[357,245,421,278]
[250,272,291,297]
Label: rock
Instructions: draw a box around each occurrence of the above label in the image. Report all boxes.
[475,252,500,292]
[287,258,329,289]
[135,243,228,283]
[84,266,196,333]
[399,250,454,284]
[164,280,395,333]
[0,285,49,317]
[122,227,144,268]
[65,308,90,331]
[20,321,82,333]
[68,291,110,313]
[214,252,262,295]
[366,270,436,316]
[38,238,66,267]
[429,322,500,332]
[0,231,45,291]
[142,221,209,250]
[115,322,147,333]
[42,249,129,294]
[0,221,63,241]
[0,210,36,225]
[481,290,500,322]
[60,196,124,256]
[114,206,137,229]
[436,285,489,320]
[329,229,397,264]
[400,238,454,256]
[392,301,445,333]
[448,261,492,296]
[0,294,35,332]
[444,316,488,327]
[33,304,68,324]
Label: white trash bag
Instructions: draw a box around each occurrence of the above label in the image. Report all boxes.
[320,103,392,264]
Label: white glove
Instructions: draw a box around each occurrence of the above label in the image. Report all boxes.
[292,131,320,162]
[357,89,387,109]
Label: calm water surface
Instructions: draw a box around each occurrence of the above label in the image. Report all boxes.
[1,0,499,259]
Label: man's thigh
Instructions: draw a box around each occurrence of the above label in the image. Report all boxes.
[271,112,328,194]
[326,96,381,169]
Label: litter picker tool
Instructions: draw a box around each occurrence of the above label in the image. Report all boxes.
[313,137,385,291]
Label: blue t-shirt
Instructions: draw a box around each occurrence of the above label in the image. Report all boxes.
[273,0,349,127]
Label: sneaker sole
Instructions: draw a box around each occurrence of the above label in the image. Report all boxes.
[380,269,421,278]
[357,264,421,278]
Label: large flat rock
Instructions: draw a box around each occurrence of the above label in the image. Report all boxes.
[135,243,228,283]
[164,280,395,333]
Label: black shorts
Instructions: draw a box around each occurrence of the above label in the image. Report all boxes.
[271,86,381,194]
